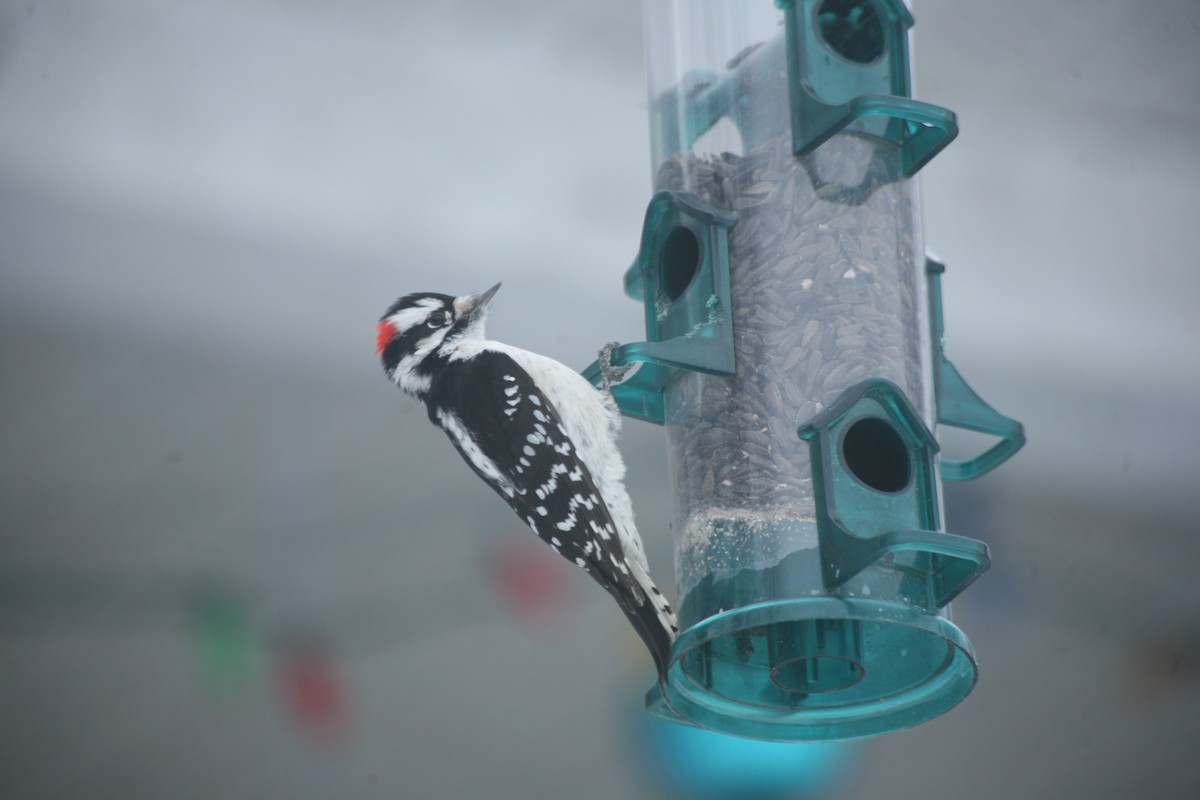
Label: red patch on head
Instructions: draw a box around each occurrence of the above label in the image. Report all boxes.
[375,321,397,357]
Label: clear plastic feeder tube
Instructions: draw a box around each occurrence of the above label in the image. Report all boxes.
[637,0,981,740]
[644,0,933,600]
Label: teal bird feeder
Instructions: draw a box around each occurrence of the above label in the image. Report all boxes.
[584,0,1023,740]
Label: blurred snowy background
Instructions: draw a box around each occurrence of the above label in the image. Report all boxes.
[2,1,1198,798]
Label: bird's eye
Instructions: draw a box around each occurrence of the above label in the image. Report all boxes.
[427,311,449,328]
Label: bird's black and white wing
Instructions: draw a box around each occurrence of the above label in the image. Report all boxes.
[424,349,675,678]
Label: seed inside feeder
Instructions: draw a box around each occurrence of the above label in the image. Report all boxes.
[657,132,930,594]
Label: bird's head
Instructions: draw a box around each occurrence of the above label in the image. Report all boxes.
[376,282,501,395]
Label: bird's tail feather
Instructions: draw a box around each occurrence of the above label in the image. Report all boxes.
[612,565,677,682]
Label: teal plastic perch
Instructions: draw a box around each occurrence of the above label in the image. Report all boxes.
[926,255,1026,481]
[644,0,957,179]
[778,0,958,177]
[580,190,736,424]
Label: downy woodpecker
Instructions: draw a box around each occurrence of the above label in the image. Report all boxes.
[376,284,677,678]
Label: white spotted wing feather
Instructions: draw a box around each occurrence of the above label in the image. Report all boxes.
[428,345,677,675]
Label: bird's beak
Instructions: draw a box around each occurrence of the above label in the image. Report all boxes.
[454,282,501,321]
